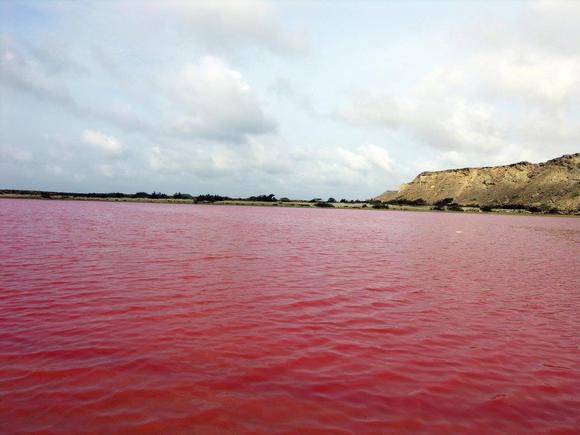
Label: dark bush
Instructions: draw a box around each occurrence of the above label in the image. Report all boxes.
[385,197,427,206]
[173,192,193,199]
[434,197,454,207]
[195,194,231,203]
[372,203,389,209]
[315,201,334,208]
[447,203,463,212]
[150,191,168,199]
[247,194,277,202]
[480,205,493,212]
[493,203,526,210]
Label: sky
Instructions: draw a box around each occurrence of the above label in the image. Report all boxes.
[1,0,579,199]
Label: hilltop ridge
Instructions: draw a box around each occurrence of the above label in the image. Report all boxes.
[376,153,580,212]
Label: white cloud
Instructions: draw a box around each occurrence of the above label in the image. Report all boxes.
[339,97,510,152]
[337,96,411,128]
[45,164,65,176]
[337,2,580,164]
[94,164,115,177]
[146,138,393,198]
[81,130,125,156]
[142,0,305,54]
[269,77,314,112]
[0,145,33,162]
[2,1,577,197]
[419,49,580,109]
[0,38,75,106]
[169,56,276,141]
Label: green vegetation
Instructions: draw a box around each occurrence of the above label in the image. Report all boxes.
[247,194,277,202]
[339,198,367,204]
[1,189,573,215]
[434,197,454,207]
[431,197,455,211]
[474,202,564,214]
[446,203,463,212]
[194,194,232,203]
[2,189,172,200]
[173,192,193,199]
[315,201,334,208]
[386,197,427,206]
[195,193,279,203]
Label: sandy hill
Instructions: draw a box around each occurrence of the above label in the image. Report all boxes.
[376,153,580,212]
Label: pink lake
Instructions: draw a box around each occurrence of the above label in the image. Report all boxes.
[0,198,579,433]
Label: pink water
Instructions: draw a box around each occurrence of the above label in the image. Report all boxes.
[0,199,579,434]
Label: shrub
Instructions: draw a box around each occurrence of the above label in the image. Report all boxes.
[247,194,277,202]
[509,204,526,210]
[315,201,334,208]
[434,197,454,207]
[195,194,231,203]
[447,203,463,212]
[372,203,389,209]
[480,205,493,212]
[150,191,168,199]
[173,192,193,199]
[385,197,426,206]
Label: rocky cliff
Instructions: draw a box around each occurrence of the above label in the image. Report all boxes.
[376,153,580,212]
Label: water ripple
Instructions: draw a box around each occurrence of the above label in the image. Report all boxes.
[0,199,579,433]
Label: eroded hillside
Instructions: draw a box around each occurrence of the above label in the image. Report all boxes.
[377,153,580,212]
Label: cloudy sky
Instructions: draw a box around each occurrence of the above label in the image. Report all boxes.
[1,1,579,199]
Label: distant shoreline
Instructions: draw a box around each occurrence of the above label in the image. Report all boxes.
[1,191,578,217]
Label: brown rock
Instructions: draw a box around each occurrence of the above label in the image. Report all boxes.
[376,153,580,212]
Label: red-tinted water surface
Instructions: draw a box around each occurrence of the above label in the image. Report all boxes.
[1,199,579,434]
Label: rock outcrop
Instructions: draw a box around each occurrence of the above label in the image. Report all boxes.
[376,153,580,212]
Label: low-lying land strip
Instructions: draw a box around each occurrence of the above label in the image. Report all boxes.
[1,189,578,216]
